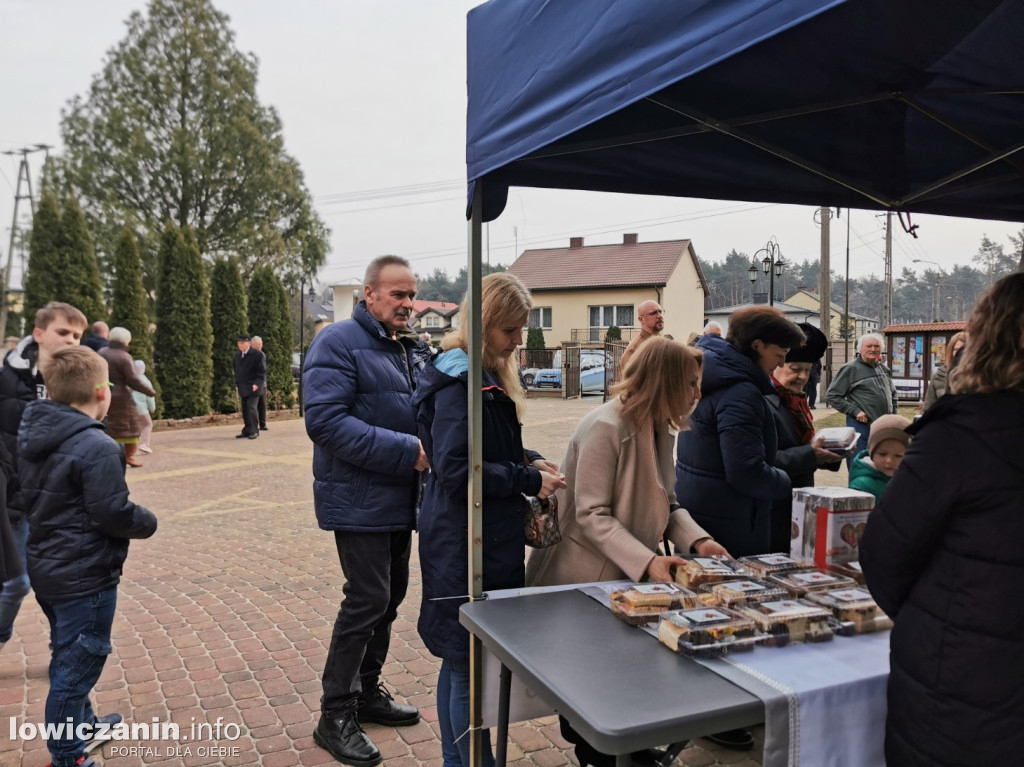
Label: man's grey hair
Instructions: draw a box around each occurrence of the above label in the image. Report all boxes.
[251,335,263,345]
[858,332,884,349]
[702,321,723,334]
[364,255,411,289]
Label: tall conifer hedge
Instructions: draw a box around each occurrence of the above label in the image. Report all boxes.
[56,197,105,324]
[23,193,63,328]
[210,257,248,413]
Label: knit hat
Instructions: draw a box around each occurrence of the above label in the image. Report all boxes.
[868,414,911,457]
[786,323,828,363]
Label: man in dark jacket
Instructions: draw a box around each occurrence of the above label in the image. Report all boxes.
[233,335,265,440]
[20,345,157,767]
[826,332,898,467]
[304,255,432,767]
[0,301,87,651]
[251,335,269,430]
[81,320,109,353]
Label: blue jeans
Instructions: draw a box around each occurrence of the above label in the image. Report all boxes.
[437,658,494,767]
[38,588,117,767]
[0,516,31,643]
[846,415,871,470]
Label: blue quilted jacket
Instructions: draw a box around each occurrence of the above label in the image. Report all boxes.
[303,302,433,532]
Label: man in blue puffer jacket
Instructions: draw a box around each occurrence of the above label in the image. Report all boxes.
[304,255,433,767]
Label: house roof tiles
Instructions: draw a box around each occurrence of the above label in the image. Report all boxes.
[882,321,966,333]
[508,237,707,293]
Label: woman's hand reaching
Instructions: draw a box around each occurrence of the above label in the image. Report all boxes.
[645,555,687,583]
[537,469,567,499]
[693,539,731,559]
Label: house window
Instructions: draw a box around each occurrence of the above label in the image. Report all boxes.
[589,305,634,329]
[528,307,552,329]
[423,314,441,328]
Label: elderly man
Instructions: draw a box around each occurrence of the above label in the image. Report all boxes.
[233,334,265,440]
[619,299,665,371]
[81,320,109,352]
[304,255,432,766]
[702,320,723,336]
[826,332,898,466]
[250,335,269,430]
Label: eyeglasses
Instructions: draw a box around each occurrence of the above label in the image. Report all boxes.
[97,381,113,389]
[641,309,665,317]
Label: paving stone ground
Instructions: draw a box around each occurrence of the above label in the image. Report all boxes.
[0,397,846,767]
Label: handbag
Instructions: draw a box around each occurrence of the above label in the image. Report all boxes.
[523,493,561,549]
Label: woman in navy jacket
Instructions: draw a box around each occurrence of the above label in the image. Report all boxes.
[860,273,1024,767]
[675,306,805,557]
[413,273,564,767]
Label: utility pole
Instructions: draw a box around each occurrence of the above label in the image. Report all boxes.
[883,210,893,328]
[1,145,49,338]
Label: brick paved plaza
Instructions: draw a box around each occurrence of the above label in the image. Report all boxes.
[0,397,847,767]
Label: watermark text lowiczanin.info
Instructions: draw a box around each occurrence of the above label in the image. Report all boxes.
[10,715,244,756]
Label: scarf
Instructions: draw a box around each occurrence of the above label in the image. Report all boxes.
[772,376,815,445]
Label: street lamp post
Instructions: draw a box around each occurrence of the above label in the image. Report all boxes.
[297,278,316,417]
[748,240,786,306]
[912,259,943,321]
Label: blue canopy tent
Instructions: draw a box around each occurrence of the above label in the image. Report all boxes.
[460,2,1023,762]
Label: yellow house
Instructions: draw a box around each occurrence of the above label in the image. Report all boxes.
[508,233,709,346]
[784,288,878,340]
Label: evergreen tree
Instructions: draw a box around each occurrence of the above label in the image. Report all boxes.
[110,227,152,362]
[23,192,63,327]
[155,223,213,417]
[110,226,159,414]
[55,196,105,324]
[605,325,622,341]
[526,326,546,350]
[210,257,248,413]
[247,266,294,409]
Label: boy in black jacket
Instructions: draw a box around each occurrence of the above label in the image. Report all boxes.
[19,346,157,767]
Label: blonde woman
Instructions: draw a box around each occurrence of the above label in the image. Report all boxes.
[413,272,564,767]
[861,273,1024,767]
[526,336,729,767]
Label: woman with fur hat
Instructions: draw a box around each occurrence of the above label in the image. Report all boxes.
[98,327,156,468]
[765,322,842,551]
[847,414,911,500]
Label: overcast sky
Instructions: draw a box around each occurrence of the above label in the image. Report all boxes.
[1,0,1020,294]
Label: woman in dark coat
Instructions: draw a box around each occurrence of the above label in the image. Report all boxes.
[675,306,805,557]
[860,273,1024,767]
[413,273,564,767]
[765,323,841,552]
[98,327,155,468]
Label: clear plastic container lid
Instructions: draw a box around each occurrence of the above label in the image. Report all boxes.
[657,606,760,658]
[733,598,835,645]
[737,553,816,577]
[805,587,893,634]
[700,578,790,606]
[610,583,700,625]
[796,486,876,511]
[768,569,859,595]
[672,556,744,587]
[824,560,865,584]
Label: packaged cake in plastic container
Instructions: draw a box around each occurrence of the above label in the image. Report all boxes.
[769,569,859,596]
[672,556,744,588]
[657,606,760,658]
[700,578,789,606]
[609,583,700,625]
[805,587,893,634]
[815,426,860,455]
[733,598,835,646]
[737,553,816,578]
[825,560,865,584]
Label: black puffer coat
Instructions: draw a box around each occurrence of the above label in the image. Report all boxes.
[18,399,157,602]
[674,334,791,557]
[413,349,542,661]
[860,391,1024,767]
[0,336,44,523]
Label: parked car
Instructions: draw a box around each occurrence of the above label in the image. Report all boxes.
[533,350,609,393]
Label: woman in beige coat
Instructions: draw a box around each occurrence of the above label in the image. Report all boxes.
[526,337,730,767]
[526,336,729,586]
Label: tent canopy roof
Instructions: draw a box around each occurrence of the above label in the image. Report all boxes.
[467,0,1024,223]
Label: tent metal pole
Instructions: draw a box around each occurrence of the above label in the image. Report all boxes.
[467,182,485,767]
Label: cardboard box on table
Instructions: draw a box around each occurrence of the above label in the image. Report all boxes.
[790,487,875,567]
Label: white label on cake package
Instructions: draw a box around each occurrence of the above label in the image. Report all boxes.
[692,557,732,572]
[791,571,837,585]
[634,583,679,595]
[729,581,767,592]
[679,608,731,625]
[829,589,873,602]
[761,600,818,615]
[757,555,795,566]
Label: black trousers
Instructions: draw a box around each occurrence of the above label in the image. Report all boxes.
[257,387,267,429]
[240,394,260,436]
[321,530,411,717]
